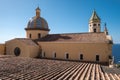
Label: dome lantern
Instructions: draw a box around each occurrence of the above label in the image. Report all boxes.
[36,7,40,18]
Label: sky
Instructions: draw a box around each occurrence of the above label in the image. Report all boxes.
[0,0,120,43]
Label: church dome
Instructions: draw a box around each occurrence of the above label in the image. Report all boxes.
[26,7,50,31]
[27,17,49,30]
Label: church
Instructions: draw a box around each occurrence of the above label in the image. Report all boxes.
[0,7,113,64]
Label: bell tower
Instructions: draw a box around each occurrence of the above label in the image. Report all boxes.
[89,10,101,33]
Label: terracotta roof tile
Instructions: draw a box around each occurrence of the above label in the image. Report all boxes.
[37,32,110,43]
[7,38,38,46]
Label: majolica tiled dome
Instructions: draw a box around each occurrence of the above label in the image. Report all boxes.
[26,7,50,31]
[27,17,49,30]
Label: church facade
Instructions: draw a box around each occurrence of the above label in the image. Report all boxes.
[0,7,113,64]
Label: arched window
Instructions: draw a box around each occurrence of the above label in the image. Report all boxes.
[42,52,45,57]
[93,24,96,26]
[65,53,69,59]
[53,52,56,58]
[39,53,42,58]
[44,52,45,57]
[29,34,32,38]
[96,55,99,61]
[98,24,100,26]
[38,33,41,39]
[14,47,21,56]
[80,54,83,60]
[94,29,96,32]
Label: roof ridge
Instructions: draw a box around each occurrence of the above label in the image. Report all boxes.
[49,32,104,35]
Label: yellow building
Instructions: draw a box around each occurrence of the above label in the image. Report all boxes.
[0,7,113,64]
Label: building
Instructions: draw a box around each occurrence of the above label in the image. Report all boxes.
[0,7,113,64]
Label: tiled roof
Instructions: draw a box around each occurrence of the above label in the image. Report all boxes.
[17,38,39,46]
[7,38,38,46]
[0,56,119,79]
[38,32,111,43]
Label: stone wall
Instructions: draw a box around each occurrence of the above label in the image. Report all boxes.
[26,30,49,39]
[6,39,40,58]
[38,42,112,63]
[0,44,5,55]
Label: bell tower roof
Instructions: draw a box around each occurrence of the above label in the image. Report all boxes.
[89,10,100,21]
[89,10,101,32]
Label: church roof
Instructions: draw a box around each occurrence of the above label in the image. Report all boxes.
[89,10,100,21]
[16,38,38,46]
[6,38,38,46]
[25,17,50,31]
[37,32,112,43]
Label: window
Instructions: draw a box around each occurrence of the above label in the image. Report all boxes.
[96,55,99,61]
[14,47,21,56]
[94,29,96,32]
[53,52,56,58]
[80,54,83,60]
[108,55,112,59]
[29,34,32,38]
[93,24,96,26]
[98,24,100,26]
[42,52,45,57]
[44,52,45,57]
[39,53,42,58]
[38,33,41,39]
[65,53,69,59]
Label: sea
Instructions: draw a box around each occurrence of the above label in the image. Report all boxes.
[112,44,120,64]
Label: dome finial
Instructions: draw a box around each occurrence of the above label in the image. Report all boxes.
[36,6,40,10]
[36,6,41,17]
